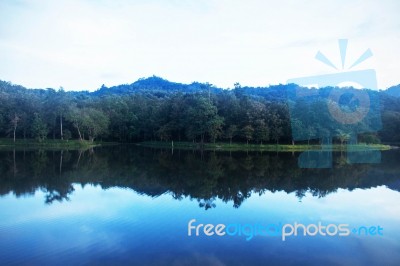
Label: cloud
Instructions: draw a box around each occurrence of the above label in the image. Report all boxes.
[0,0,399,90]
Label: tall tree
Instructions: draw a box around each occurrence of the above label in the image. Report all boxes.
[184,96,221,145]
[10,113,20,143]
[225,125,238,145]
[254,119,269,145]
[241,125,254,145]
[31,113,48,142]
[66,106,85,141]
[82,108,110,142]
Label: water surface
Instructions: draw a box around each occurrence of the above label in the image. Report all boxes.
[0,146,399,265]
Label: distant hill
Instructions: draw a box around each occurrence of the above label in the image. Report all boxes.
[90,76,293,103]
[92,76,215,96]
[386,85,400,97]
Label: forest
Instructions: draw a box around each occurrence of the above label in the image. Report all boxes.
[0,76,399,145]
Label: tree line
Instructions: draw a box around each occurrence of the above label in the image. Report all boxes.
[0,76,399,144]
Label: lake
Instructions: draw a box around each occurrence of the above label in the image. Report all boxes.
[0,146,399,265]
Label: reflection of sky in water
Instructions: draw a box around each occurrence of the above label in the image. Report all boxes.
[0,185,399,265]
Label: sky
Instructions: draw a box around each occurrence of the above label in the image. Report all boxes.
[0,0,399,91]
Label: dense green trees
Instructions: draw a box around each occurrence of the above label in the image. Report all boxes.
[184,96,223,144]
[31,113,48,142]
[0,77,399,144]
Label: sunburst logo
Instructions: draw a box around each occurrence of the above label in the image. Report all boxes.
[316,39,373,72]
[287,39,378,90]
[287,39,382,168]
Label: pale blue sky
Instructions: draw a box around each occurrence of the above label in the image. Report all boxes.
[0,0,399,91]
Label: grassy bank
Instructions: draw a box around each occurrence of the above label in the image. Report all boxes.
[0,138,113,149]
[138,141,391,152]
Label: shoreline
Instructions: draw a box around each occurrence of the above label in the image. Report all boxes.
[137,141,392,152]
[0,139,117,150]
[0,139,392,152]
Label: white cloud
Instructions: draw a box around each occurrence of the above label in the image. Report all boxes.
[0,0,399,90]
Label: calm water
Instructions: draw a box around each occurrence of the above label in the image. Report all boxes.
[0,146,399,265]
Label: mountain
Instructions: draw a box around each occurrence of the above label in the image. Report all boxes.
[386,85,400,97]
[92,76,219,96]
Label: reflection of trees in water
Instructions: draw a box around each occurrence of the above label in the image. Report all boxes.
[31,150,48,177]
[198,198,216,210]
[0,146,399,207]
[44,186,74,204]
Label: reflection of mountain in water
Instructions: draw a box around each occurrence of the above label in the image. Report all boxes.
[0,146,399,208]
